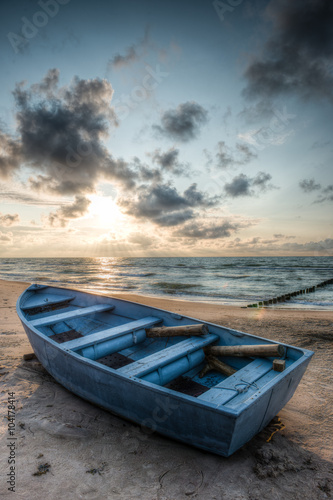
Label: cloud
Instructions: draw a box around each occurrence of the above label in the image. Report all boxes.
[315,185,333,203]
[128,232,155,247]
[0,213,20,227]
[151,148,189,176]
[153,101,208,142]
[0,231,13,243]
[118,182,219,226]
[226,236,333,255]
[6,69,141,197]
[299,178,333,203]
[46,195,91,227]
[131,157,163,183]
[281,238,333,253]
[0,130,22,179]
[224,172,275,197]
[238,100,276,124]
[172,219,248,239]
[0,187,64,206]
[243,1,333,102]
[153,209,195,227]
[109,47,139,70]
[299,178,322,192]
[274,234,296,239]
[31,68,60,96]
[205,141,257,170]
[220,142,257,168]
[108,29,149,70]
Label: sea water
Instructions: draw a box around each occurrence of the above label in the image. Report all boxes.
[0,256,332,310]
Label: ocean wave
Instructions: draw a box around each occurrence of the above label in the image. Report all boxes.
[216,274,250,279]
[152,282,202,294]
[117,272,156,278]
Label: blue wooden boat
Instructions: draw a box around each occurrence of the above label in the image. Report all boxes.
[16,284,313,456]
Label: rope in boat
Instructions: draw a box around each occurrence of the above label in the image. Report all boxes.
[208,379,259,394]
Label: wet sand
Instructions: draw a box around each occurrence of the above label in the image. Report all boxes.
[0,279,332,499]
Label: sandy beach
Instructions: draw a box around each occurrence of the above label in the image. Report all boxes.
[1,279,332,500]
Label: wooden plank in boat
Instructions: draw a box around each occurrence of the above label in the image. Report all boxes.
[30,304,114,328]
[118,334,218,379]
[63,316,162,351]
[198,358,273,406]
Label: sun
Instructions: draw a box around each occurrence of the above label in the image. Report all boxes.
[88,195,124,226]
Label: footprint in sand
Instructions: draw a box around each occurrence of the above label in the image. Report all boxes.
[158,462,204,498]
[38,419,94,439]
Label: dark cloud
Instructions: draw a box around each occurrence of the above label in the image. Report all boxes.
[118,182,219,226]
[206,141,257,170]
[153,101,208,142]
[172,219,245,239]
[277,238,333,253]
[108,29,149,70]
[31,68,59,96]
[0,131,22,179]
[228,236,333,254]
[243,1,333,102]
[315,185,333,203]
[133,158,163,183]
[47,195,91,227]
[151,148,189,176]
[109,47,138,70]
[299,179,333,203]
[224,172,275,197]
[235,143,257,165]
[4,69,139,195]
[153,209,195,227]
[0,213,20,227]
[299,178,322,192]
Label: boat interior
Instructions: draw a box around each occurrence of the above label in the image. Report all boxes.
[20,285,305,408]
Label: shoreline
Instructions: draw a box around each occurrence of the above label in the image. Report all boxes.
[1,277,332,313]
[0,278,332,498]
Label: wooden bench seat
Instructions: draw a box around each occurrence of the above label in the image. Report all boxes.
[198,358,273,407]
[30,304,114,328]
[22,293,75,311]
[224,359,292,409]
[118,333,218,386]
[63,316,162,360]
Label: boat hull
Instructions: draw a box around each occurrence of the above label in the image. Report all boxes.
[17,285,313,456]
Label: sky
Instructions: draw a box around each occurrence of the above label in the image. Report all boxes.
[0,0,332,257]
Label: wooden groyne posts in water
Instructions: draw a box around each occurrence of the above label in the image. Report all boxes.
[247,278,333,308]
